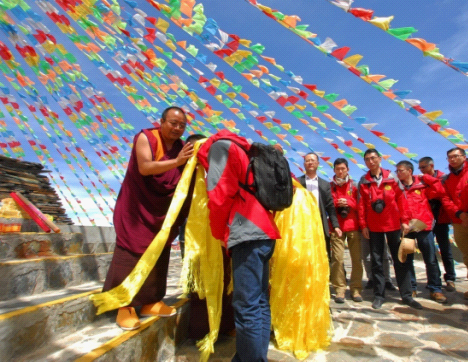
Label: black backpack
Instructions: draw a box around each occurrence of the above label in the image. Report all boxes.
[239,142,294,211]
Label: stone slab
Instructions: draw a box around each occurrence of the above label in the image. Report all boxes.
[0,253,112,300]
[175,251,468,362]
[0,289,111,362]
[0,231,116,259]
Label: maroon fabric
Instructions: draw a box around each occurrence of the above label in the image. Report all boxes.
[188,248,235,339]
[113,128,186,254]
[102,244,171,306]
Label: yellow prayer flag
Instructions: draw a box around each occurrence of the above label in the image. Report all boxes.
[156,18,170,33]
[312,89,325,98]
[369,16,394,31]
[343,54,363,67]
[210,78,221,87]
[423,110,443,121]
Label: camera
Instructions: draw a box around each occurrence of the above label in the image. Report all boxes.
[371,199,385,213]
[337,206,350,218]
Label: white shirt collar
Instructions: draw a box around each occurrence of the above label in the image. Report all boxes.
[305,174,318,181]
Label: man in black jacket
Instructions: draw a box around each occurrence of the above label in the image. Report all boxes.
[297,153,342,262]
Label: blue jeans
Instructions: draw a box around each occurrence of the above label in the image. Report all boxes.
[433,223,456,282]
[231,239,275,362]
[407,231,442,293]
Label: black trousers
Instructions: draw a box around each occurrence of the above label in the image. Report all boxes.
[369,230,413,302]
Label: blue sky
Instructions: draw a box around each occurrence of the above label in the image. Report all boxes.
[0,0,467,225]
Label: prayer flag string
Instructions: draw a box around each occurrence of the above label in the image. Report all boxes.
[244,0,468,147]
[326,0,468,76]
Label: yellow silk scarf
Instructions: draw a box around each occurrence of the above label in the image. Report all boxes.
[271,180,333,360]
[90,142,332,361]
[179,164,225,362]
[89,141,203,314]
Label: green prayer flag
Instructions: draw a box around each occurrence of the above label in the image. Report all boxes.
[341,105,357,116]
[324,93,339,102]
[387,27,417,40]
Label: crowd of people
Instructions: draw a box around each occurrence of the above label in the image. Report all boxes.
[304,148,467,311]
[100,106,468,361]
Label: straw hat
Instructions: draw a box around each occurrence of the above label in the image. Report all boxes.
[398,237,416,263]
[398,219,427,263]
[408,218,427,233]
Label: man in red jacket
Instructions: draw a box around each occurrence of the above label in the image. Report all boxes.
[358,149,417,309]
[418,156,457,292]
[396,160,447,303]
[441,147,468,295]
[329,158,363,303]
[197,130,281,362]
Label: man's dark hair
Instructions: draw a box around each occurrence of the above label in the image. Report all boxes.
[396,160,414,173]
[186,133,206,144]
[161,106,187,121]
[305,152,319,161]
[446,147,466,156]
[418,156,434,164]
[333,158,348,168]
[364,148,380,159]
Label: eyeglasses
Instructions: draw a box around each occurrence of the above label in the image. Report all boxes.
[418,164,429,170]
[167,121,187,129]
[447,154,465,160]
[364,156,379,162]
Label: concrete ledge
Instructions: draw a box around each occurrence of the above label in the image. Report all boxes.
[90,299,190,362]
[0,253,112,301]
[0,286,107,361]
[56,225,116,245]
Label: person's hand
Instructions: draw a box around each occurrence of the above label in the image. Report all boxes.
[176,142,194,166]
[401,223,410,236]
[362,227,369,240]
[338,198,348,207]
[334,227,343,238]
[460,212,468,227]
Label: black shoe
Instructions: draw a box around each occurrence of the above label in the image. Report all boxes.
[403,299,423,309]
[365,280,373,289]
[334,293,345,304]
[372,298,383,309]
[445,281,456,292]
[385,281,397,291]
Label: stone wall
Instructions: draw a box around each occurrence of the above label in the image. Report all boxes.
[0,155,73,224]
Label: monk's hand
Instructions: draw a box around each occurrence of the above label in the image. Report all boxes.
[176,142,194,166]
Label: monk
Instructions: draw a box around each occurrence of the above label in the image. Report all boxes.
[102,106,194,330]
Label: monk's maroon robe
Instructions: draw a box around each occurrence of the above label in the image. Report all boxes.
[103,128,190,306]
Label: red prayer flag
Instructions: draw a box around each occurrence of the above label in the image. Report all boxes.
[349,8,374,21]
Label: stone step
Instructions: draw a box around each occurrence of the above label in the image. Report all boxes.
[0,252,112,301]
[16,298,189,362]
[0,231,115,261]
[0,282,106,361]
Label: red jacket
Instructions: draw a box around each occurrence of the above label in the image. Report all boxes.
[329,177,359,232]
[441,160,468,224]
[358,168,411,232]
[403,175,444,231]
[197,130,280,247]
[429,170,452,224]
